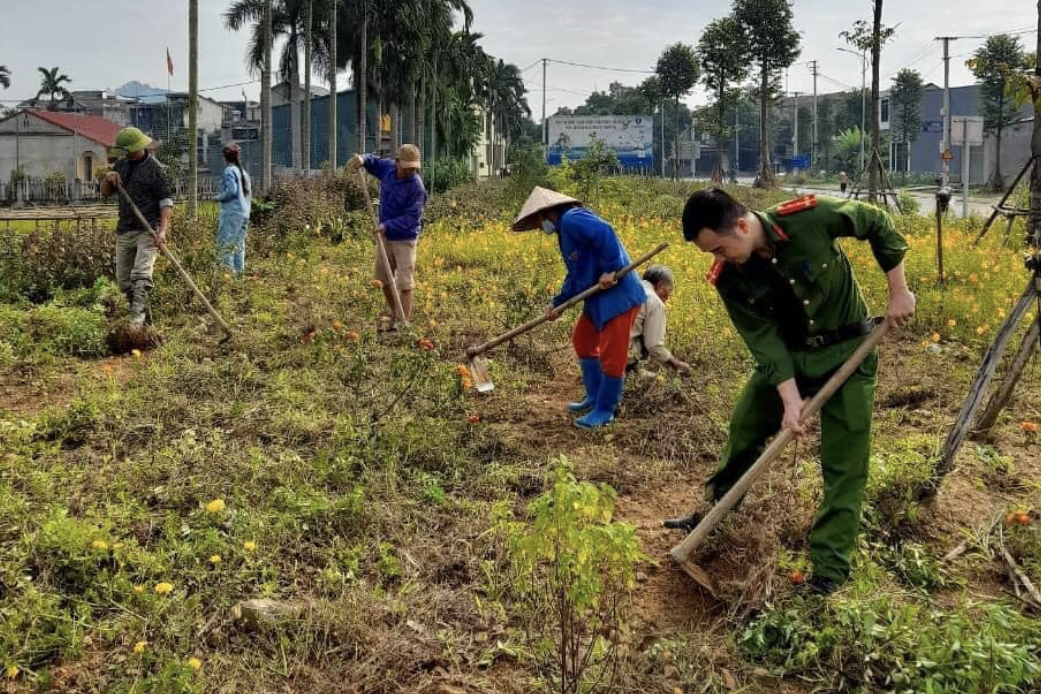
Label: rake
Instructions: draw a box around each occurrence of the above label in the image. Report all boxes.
[465,242,668,393]
[668,318,890,595]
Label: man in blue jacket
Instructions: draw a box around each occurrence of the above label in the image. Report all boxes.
[349,144,427,327]
[512,187,646,429]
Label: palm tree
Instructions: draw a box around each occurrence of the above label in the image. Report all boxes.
[35,67,73,110]
[302,0,313,170]
[328,0,338,167]
[189,0,199,218]
[0,66,10,90]
[482,57,529,169]
[261,0,273,191]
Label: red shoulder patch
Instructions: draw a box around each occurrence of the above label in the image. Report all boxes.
[772,223,789,242]
[706,259,726,286]
[776,194,818,217]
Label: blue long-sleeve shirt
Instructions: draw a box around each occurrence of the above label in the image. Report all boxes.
[362,155,427,241]
[552,207,646,330]
[215,164,252,218]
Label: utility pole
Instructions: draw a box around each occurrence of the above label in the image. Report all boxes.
[938,36,953,188]
[188,0,198,219]
[838,47,867,174]
[541,58,547,148]
[809,60,819,172]
[734,106,739,177]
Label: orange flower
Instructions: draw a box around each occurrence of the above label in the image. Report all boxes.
[370,279,384,289]
[1021,421,1039,434]
[930,332,941,343]
[946,319,957,328]
[345,331,360,342]
[418,338,434,352]
[455,364,470,377]
[302,329,317,343]
[331,320,343,332]
[467,414,480,424]
[1015,511,1032,526]
[790,569,805,585]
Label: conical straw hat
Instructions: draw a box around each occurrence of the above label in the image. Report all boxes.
[511,186,581,231]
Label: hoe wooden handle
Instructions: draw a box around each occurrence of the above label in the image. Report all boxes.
[466,241,669,359]
[115,183,232,338]
[670,318,890,565]
[357,166,408,327]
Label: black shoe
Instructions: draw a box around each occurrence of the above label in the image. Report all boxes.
[663,511,704,533]
[806,575,841,596]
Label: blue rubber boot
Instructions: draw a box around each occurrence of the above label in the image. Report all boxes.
[568,358,602,413]
[575,375,624,429]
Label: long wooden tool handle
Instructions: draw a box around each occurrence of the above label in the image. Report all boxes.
[670,318,891,565]
[466,241,669,358]
[115,183,232,337]
[356,166,408,326]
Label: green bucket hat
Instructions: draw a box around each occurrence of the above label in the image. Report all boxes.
[109,127,153,159]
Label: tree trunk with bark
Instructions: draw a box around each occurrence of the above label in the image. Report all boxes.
[1032,1,1041,246]
[188,0,198,217]
[756,58,774,187]
[261,0,273,192]
[289,34,302,172]
[302,0,312,172]
[988,89,1006,191]
[328,0,337,168]
[417,76,426,158]
[869,0,883,202]
[358,2,368,154]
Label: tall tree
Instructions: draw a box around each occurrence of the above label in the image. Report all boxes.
[35,67,73,110]
[655,42,699,180]
[358,0,368,153]
[969,34,1026,191]
[188,0,199,219]
[889,68,922,177]
[733,0,801,187]
[328,0,337,167]
[698,15,750,179]
[261,0,273,191]
[302,0,312,169]
[841,3,897,201]
[0,66,10,90]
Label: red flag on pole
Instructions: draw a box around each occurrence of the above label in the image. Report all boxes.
[166,48,174,77]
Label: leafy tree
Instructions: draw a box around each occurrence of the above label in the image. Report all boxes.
[889,68,922,177]
[35,67,73,111]
[1004,6,1039,243]
[969,34,1027,190]
[832,126,863,174]
[732,0,801,187]
[816,98,835,172]
[655,42,700,180]
[840,2,897,201]
[0,66,10,90]
[698,15,750,179]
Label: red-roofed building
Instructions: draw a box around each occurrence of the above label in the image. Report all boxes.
[0,109,125,183]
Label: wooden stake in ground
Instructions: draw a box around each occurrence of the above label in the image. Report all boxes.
[670,319,890,593]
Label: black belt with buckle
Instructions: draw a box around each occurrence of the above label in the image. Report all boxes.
[797,317,881,351]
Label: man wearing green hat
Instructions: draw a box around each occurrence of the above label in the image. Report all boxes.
[101,127,173,327]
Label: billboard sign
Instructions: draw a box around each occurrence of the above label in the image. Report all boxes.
[547,115,654,168]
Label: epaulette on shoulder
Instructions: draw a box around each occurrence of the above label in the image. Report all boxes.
[705,259,727,287]
[775,194,818,217]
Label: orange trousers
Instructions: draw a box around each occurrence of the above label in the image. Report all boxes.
[571,305,640,378]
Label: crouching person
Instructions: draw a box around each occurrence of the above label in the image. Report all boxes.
[511,187,646,429]
[629,265,691,376]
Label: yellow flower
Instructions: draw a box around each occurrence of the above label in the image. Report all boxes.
[134,641,147,654]
[205,498,226,513]
[946,319,956,327]
[243,540,257,552]
[188,657,203,672]
[133,585,145,594]
[208,554,222,566]
[154,582,174,595]
[91,540,109,550]
[6,664,19,680]
[131,349,142,358]
[930,332,941,343]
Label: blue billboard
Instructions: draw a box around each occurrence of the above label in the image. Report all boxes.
[547,115,654,169]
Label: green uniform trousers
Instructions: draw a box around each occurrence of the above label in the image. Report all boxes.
[705,340,878,583]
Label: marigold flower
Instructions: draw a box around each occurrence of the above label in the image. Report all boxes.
[6,665,19,680]
[205,499,226,513]
[946,319,957,327]
[331,320,343,332]
[154,582,174,595]
[370,279,383,289]
[134,641,147,654]
[930,333,941,343]
[467,414,480,424]
[131,349,142,358]
[243,540,257,552]
[1022,421,1039,434]
[790,569,805,585]
[209,554,222,566]
[91,540,109,550]
[345,331,360,342]
[188,657,203,672]
[133,585,145,594]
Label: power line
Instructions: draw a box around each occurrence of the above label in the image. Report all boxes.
[545,58,654,74]
[519,59,542,73]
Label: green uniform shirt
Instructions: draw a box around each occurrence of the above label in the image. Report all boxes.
[714,195,908,386]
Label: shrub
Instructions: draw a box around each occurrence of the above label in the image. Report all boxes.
[426,157,473,194]
[897,192,921,216]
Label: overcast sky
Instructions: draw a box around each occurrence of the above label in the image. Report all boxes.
[0,0,1034,114]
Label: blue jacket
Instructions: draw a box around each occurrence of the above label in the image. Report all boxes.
[215,164,251,218]
[552,207,646,330]
[363,155,427,241]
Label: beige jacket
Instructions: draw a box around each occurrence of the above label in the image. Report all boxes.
[630,280,674,364]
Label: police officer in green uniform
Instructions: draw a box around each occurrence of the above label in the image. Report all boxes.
[666,189,916,594]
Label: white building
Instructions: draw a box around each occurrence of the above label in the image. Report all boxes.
[0,110,122,181]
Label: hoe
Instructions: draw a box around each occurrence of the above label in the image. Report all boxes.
[357,168,408,329]
[669,318,890,595]
[465,242,668,393]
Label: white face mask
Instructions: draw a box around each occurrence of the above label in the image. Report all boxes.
[541,219,556,235]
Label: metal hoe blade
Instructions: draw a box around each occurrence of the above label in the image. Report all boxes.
[468,356,495,394]
[676,558,717,596]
